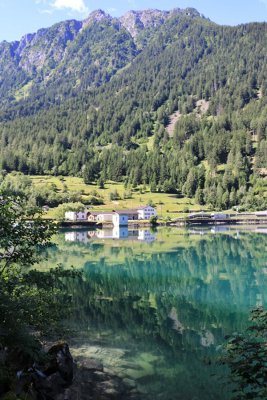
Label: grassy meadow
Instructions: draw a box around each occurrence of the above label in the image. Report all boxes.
[30,175,207,220]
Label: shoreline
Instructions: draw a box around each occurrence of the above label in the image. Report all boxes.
[170,218,267,226]
[58,219,267,229]
[58,221,157,229]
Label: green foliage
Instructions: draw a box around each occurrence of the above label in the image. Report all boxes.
[0,193,80,392]
[147,199,156,207]
[123,189,133,199]
[222,308,267,399]
[0,195,56,268]
[54,201,85,220]
[149,215,158,225]
[0,172,84,208]
[108,189,120,201]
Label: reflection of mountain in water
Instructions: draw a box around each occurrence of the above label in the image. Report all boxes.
[65,228,156,242]
[40,228,267,400]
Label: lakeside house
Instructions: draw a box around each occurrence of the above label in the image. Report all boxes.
[137,205,157,220]
[67,205,157,225]
[112,211,128,226]
[65,211,88,221]
[88,212,113,223]
[255,210,267,217]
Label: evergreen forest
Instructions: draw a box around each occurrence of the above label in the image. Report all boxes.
[0,8,266,210]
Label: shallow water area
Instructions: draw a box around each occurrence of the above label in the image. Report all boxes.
[38,226,267,399]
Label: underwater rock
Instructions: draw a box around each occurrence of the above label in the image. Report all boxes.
[46,341,73,383]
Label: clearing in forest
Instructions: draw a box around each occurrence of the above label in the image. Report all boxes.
[166,110,182,137]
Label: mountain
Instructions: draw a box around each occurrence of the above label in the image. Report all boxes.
[0,8,266,210]
[0,7,204,109]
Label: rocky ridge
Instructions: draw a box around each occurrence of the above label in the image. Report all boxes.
[0,7,203,75]
[0,7,204,107]
[119,8,202,38]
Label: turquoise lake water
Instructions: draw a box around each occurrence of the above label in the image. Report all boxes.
[40,226,267,399]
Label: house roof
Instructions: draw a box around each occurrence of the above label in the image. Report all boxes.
[112,209,138,214]
[90,211,113,216]
[113,212,129,216]
[137,205,155,210]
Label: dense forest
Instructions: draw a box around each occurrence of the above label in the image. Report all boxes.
[0,9,266,210]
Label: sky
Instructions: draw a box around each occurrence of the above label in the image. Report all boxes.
[0,0,266,42]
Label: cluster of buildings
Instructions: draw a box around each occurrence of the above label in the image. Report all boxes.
[65,205,157,225]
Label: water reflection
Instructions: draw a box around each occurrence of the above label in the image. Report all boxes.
[40,227,267,400]
[65,225,267,244]
[65,228,156,242]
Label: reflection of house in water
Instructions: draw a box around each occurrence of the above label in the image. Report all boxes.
[95,229,114,239]
[112,226,129,238]
[65,231,89,243]
[96,227,129,239]
[138,230,156,242]
[88,230,97,238]
[189,226,231,235]
[65,228,156,242]
[255,228,267,234]
[96,228,156,241]
[188,229,208,236]
[210,226,230,234]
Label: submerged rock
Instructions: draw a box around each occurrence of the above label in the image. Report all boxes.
[5,341,139,400]
[55,364,139,400]
[46,341,73,383]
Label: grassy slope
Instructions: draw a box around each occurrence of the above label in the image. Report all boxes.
[30,175,207,219]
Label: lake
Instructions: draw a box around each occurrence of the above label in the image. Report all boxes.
[39,226,267,399]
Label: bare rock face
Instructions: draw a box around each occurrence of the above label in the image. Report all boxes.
[17,20,82,74]
[119,9,169,38]
[83,9,112,28]
[119,8,202,38]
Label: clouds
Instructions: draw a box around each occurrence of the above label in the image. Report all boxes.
[35,0,89,14]
[51,0,88,13]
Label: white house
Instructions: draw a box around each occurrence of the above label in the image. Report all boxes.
[96,213,113,223]
[137,206,157,220]
[88,212,114,223]
[255,210,267,217]
[112,211,128,226]
[65,211,88,221]
[211,213,230,220]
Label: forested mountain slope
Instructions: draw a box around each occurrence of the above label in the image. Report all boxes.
[0,8,266,210]
[0,8,200,109]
